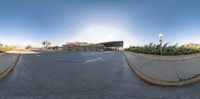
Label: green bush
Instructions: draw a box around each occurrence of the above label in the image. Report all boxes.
[127,43,200,55]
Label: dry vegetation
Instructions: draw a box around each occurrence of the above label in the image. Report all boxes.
[0,46,15,53]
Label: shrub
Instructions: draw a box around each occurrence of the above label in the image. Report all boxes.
[127,43,200,55]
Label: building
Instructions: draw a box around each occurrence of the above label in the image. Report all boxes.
[62,42,105,51]
[99,41,123,51]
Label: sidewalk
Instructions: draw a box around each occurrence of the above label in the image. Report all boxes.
[0,53,20,80]
[124,51,200,86]
[7,49,40,54]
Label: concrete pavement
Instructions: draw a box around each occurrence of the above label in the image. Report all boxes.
[0,53,19,80]
[125,51,200,86]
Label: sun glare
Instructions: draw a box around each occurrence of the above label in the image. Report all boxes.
[70,25,135,47]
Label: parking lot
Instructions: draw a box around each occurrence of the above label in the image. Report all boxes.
[0,51,200,99]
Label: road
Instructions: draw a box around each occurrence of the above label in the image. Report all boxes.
[0,51,200,99]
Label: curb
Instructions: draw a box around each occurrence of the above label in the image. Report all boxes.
[124,52,200,87]
[0,54,21,80]
[0,53,5,57]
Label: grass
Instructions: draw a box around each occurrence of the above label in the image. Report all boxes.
[0,46,15,53]
[126,43,200,55]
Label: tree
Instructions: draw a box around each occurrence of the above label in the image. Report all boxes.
[25,44,32,49]
[42,41,51,50]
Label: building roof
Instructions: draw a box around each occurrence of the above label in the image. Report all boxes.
[98,41,123,47]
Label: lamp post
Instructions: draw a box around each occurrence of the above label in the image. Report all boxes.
[159,34,163,55]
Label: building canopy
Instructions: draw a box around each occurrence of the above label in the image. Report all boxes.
[99,41,123,47]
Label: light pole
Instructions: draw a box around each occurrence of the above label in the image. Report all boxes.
[159,33,163,55]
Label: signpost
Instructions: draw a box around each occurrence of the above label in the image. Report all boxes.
[159,34,163,55]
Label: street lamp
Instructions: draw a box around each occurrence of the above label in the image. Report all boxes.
[159,33,163,55]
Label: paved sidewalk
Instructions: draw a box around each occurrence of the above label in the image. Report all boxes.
[7,49,40,54]
[0,54,19,77]
[124,51,200,86]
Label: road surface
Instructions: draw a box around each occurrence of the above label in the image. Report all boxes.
[0,51,200,99]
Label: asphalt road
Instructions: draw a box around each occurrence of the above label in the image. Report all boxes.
[0,51,200,99]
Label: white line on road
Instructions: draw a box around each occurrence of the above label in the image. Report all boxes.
[85,58,103,63]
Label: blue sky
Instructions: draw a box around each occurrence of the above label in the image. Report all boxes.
[0,0,200,47]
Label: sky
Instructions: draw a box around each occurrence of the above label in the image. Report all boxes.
[0,0,200,47]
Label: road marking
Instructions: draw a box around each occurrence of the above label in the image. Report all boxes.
[86,58,103,63]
